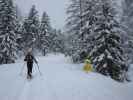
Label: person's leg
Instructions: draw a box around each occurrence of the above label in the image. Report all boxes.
[27,62,31,78]
[29,63,33,77]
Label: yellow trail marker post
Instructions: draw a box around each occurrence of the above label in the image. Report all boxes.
[83,59,93,73]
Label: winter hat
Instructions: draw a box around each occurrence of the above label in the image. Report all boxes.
[28,48,32,53]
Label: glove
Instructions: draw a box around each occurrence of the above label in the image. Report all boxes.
[24,58,27,61]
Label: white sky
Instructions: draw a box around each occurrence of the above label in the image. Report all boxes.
[15,0,69,29]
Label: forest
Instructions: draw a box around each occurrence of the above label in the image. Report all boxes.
[0,0,133,82]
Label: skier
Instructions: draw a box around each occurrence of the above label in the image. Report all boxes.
[24,48,38,79]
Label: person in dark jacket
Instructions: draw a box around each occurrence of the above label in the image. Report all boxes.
[24,49,38,78]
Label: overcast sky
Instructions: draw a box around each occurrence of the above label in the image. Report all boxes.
[15,0,69,29]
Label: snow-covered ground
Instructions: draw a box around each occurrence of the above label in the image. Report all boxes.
[0,54,133,100]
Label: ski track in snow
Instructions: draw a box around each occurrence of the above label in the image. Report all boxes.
[0,54,133,100]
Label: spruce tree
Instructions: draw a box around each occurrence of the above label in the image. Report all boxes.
[0,0,17,64]
[21,5,40,52]
[66,0,100,62]
[66,0,88,62]
[51,30,65,53]
[90,0,128,81]
[14,4,23,56]
[121,0,133,63]
[39,11,51,55]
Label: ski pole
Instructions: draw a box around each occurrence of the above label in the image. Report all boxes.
[36,63,42,76]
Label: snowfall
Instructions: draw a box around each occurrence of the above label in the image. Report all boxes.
[0,54,133,100]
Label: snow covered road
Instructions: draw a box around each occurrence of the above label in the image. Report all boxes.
[0,54,133,100]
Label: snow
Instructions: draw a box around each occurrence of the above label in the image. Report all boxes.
[98,53,104,61]
[0,53,133,100]
[128,64,133,81]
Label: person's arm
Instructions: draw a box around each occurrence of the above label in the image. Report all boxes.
[24,55,27,61]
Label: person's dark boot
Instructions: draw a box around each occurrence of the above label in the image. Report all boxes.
[27,73,32,79]
[27,74,30,79]
[29,73,32,79]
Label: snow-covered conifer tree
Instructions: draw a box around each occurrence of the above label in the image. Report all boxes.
[66,0,100,62]
[121,0,133,63]
[0,0,17,64]
[39,11,52,55]
[90,0,128,81]
[66,0,88,62]
[51,30,65,53]
[15,17,23,56]
[21,5,40,52]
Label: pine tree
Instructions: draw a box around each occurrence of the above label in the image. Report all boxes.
[66,0,100,62]
[79,0,101,60]
[21,5,40,52]
[15,13,23,56]
[51,29,65,53]
[56,30,65,53]
[90,0,128,81]
[121,0,133,63]
[0,0,17,64]
[39,11,51,55]
[66,0,87,62]
[121,0,133,33]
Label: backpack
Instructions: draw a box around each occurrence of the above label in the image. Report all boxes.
[24,54,33,63]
